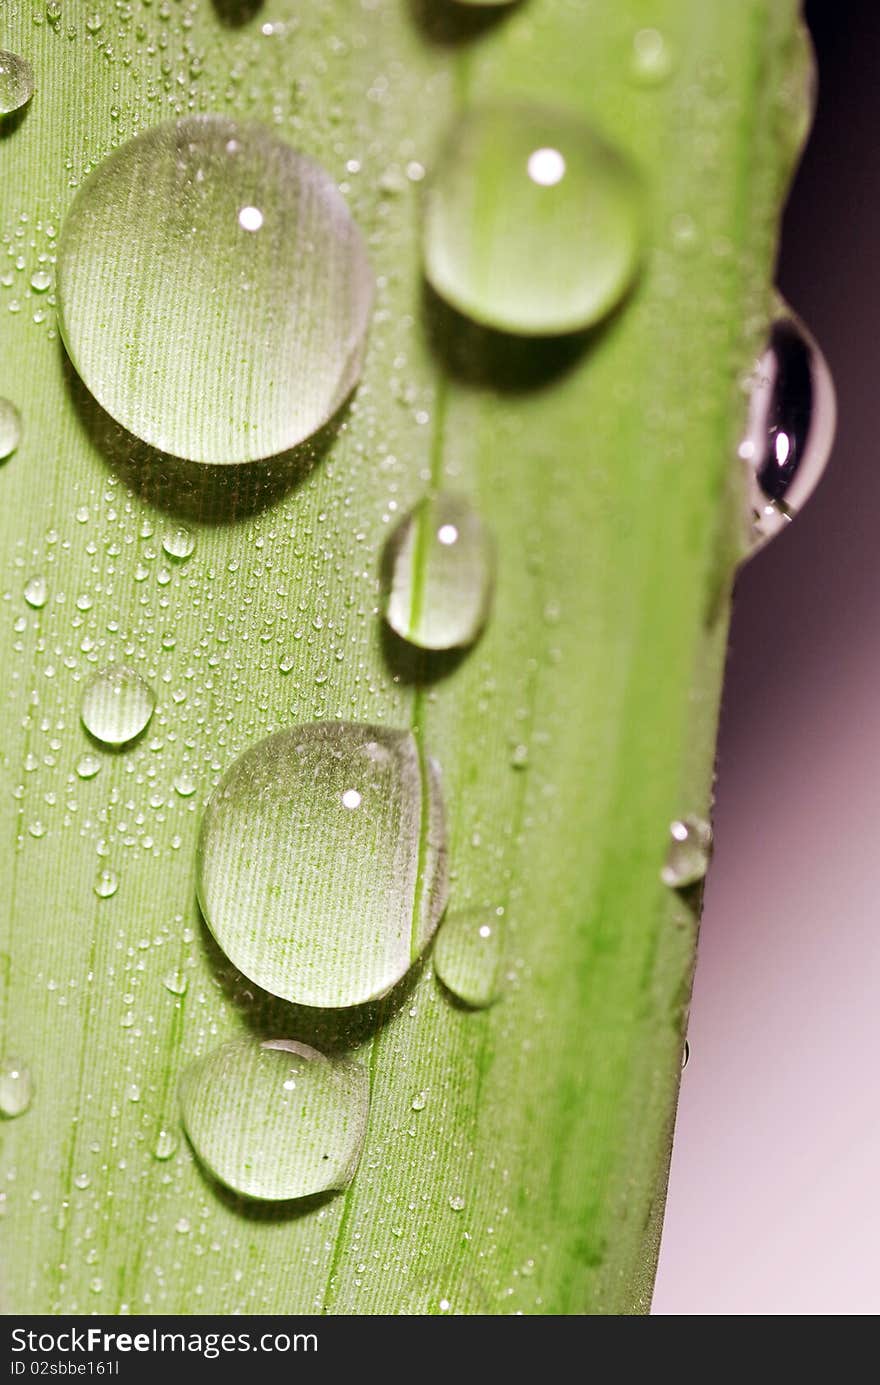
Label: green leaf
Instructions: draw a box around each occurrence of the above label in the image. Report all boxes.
[0,0,810,1314]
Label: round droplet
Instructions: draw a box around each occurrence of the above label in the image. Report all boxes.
[0,51,34,116]
[162,526,195,561]
[30,270,52,293]
[382,494,494,651]
[434,910,505,1009]
[81,666,155,747]
[93,868,119,899]
[76,753,101,780]
[661,816,712,889]
[630,28,674,85]
[741,306,836,547]
[153,1128,178,1161]
[423,103,643,335]
[173,771,196,797]
[0,1057,32,1118]
[0,399,22,461]
[162,969,188,996]
[180,1038,369,1201]
[197,721,448,1008]
[23,576,48,609]
[57,116,374,465]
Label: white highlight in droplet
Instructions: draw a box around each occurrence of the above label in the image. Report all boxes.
[527,147,566,187]
[775,431,791,466]
[437,524,458,546]
[238,205,264,232]
[341,788,362,810]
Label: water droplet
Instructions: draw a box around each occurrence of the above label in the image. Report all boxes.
[0,399,22,461]
[382,494,494,651]
[81,666,156,747]
[57,116,374,465]
[153,1129,178,1161]
[435,910,505,1009]
[173,771,196,797]
[661,817,712,889]
[741,306,836,547]
[30,270,52,293]
[0,1058,33,1118]
[197,721,448,1008]
[162,969,188,996]
[423,103,643,335]
[0,51,34,116]
[180,1038,369,1201]
[448,1194,466,1212]
[411,1090,427,1112]
[76,753,101,780]
[162,526,195,561]
[93,868,119,899]
[23,576,48,609]
[630,28,674,85]
[73,1172,90,1190]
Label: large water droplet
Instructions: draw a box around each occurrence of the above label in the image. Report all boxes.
[180,1038,368,1201]
[661,816,712,889]
[197,721,448,1008]
[741,306,836,547]
[0,399,22,461]
[162,526,195,561]
[423,103,643,335]
[0,51,34,116]
[57,116,374,465]
[0,1058,33,1118]
[23,576,48,610]
[382,493,494,651]
[81,666,155,746]
[434,910,505,1009]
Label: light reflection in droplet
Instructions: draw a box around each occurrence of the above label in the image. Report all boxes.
[238,205,264,232]
[437,523,458,547]
[341,788,362,810]
[527,147,566,187]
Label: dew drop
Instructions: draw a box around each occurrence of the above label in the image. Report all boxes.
[173,771,196,797]
[741,305,836,547]
[448,1194,466,1212]
[180,1038,369,1201]
[30,270,52,293]
[661,817,712,890]
[81,666,156,747]
[0,1058,33,1118]
[382,494,494,651]
[162,969,188,997]
[197,721,448,1008]
[630,28,674,86]
[76,753,101,780]
[153,1129,178,1161]
[435,910,505,1009]
[73,1173,90,1190]
[0,399,22,461]
[411,1090,428,1112]
[0,51,34,116]
[93,868,119,899]
[23,576,48,609]
[161,526,195,561]
[423,103,643,335]
[57,116,374,465]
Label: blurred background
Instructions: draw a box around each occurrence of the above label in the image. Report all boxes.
[653,0,879,1314]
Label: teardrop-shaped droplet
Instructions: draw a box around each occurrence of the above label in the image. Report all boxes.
[23,576,47,609]
[0,399,22,461]
[81,666,155,747]
[180,1038,369,1201]
[0,51,34,116]
[0,1057,33,1118]
[741,306,836,547]
[423,102,643,335]
[382,493,494,651]
[57,116,374,465]
[197,722,448,1008]
[661,816,712,890]
[434,910,505,1009]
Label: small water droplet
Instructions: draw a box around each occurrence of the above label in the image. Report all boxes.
[173,771,196,797]
[741,305,836,548]
[423,103,643,335]
[162,969,188,996]
[411,1090,427,1112]
[175,1217,191,1234]
[0,50,34,116]
[0,399,22,461]
[449,1194,466,1212]
[76,753,101,780]
[630,28,674,86]
[57,116,374,465]
[435,910,505,1009]
[81,666,156,747]
[23,576,48,609]
[383,494,494,651]
[93,868,119,899]
[161,526,195,561]
[661,817,712,889]
[180,1038,369,1201]
[73,1172,90,1190]
[153,1129,178,1161]
[30,270,52,293]
[0,1058,33,1118]
[197,722,448,1008]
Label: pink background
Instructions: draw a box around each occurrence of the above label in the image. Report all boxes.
[653,1,879,1315]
